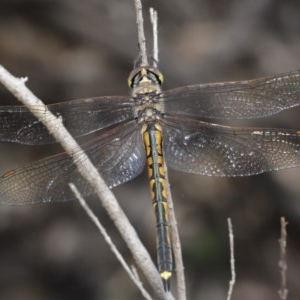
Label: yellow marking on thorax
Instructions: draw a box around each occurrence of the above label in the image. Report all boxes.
[141,67,147,75]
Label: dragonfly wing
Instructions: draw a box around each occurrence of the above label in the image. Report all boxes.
[0,120,145,204]
[162,115,300,176]
[0,96,134,144]
[161,70,300,119]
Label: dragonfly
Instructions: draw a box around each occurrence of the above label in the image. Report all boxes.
[1,26,300,295]
[1,67,300,291]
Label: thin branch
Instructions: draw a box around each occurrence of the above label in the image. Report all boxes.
[0,65,171,300]
[164,161,187,300]
[226,218,236,300]
[278,217,288,300]
[149,5,185,297]
[150,8,158,66]
[134,0,148,65]
[69,183,153,300]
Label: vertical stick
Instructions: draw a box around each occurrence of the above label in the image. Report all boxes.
[134,0,148,66]
[69,184,152,300]
[226,218,236,300]
[164,161,187,299]
[278,217,288,300]
[150,8,158,66]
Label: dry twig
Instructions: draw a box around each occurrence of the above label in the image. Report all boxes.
[278,217,288,300]
[164,162,186,300]
[134,0,148,65]
[69,183,152,300]
[150,8,158,66]
[227,218,236,300]
[149,6,185,298]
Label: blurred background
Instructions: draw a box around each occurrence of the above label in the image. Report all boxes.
[0,0,300,299]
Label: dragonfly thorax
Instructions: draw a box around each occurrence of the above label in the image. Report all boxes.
[134,89,164,123]
[128,66,164,124]
[136,106,162,124]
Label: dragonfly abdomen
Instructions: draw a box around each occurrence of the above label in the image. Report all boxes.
[142,122,173,291]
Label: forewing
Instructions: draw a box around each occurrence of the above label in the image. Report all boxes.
[162,115,300,176]
[0,120,145,204]
[161,70,300,119]
[0,96,134,144]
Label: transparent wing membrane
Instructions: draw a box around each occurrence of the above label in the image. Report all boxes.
[163,115,300,176]
[0,121,145,204]
[161,70,300,119]
[0,97,134,145]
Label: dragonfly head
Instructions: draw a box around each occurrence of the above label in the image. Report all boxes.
[128,66,164,95]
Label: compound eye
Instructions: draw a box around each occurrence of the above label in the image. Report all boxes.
[127,68,141,88]
[158,72,164,84]
[147,67,164,85]
[127,76,133,88]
